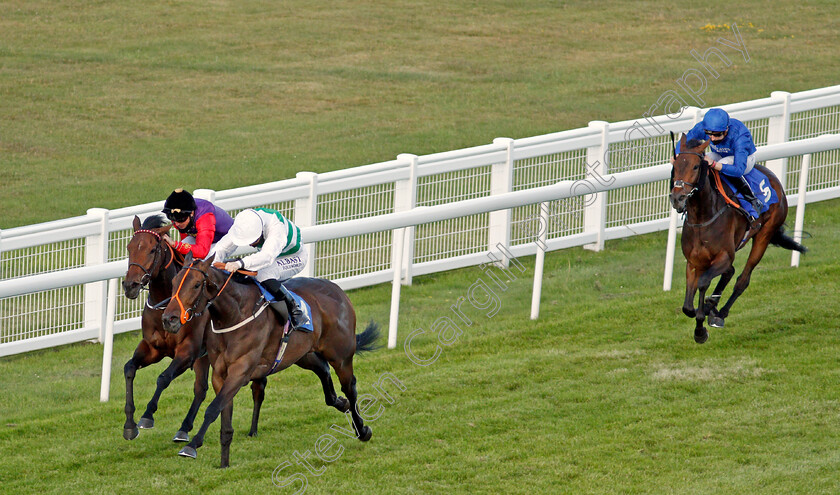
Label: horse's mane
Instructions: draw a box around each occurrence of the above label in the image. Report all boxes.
[142,214,168,229]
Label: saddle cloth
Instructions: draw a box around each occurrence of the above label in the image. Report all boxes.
[718,167,779,218]
[255,282,314,333]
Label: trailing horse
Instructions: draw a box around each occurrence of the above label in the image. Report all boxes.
[161,254,380,468]
[669,135,806,343]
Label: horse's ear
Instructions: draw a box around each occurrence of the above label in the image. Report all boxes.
[156,221,172,236]
[701,138,711,151]
[678,132,687,150]
[132,215,141,232]
[184,252,194,265]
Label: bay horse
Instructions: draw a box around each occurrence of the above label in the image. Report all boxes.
[161,254,380,468]
[122,215,269,443]
[669,135,806,343]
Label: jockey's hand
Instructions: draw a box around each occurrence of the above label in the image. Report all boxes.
[161,234,176,246]
[708,160,720,171]
[670,156,675,165]
[224,260,245,273]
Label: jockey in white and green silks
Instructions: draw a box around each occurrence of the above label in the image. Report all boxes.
[211,208,309,330]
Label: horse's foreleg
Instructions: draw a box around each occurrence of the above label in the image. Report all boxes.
[174,353,210,443]
[139,349,195,430]
[178,362,250,463]
[220,401,234,469]
[717,230,774,321]
[123,341,163,440]
[693,253,733,344]
[682,263,700,318]
[247,376,267,437]
[333,359,372,442]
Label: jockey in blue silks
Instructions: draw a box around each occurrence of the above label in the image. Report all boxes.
[676,108,763,217]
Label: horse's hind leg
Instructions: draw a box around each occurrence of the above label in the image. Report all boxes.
[247,376,268,437]
[331,358,372,441]
[717,230,775,322]
[174,353,210,443]
[296,352,349,412]
[123,341,164,440]
[705,265,735,327]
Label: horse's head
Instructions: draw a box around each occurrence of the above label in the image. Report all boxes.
[123,215,173,299]
[162,253,219,333]
[670,135,711,213]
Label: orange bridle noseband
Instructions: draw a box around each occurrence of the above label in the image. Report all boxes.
[171,262,237,325]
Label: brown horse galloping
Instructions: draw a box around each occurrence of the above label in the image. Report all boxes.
[669,136,806,344]
[161,254,380,468]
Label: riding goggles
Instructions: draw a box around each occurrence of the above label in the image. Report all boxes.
[165,210,192,222]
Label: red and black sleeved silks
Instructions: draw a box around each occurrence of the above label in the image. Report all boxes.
[174,213,217,259]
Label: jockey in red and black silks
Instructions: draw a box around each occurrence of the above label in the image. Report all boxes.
[161,189,234,260]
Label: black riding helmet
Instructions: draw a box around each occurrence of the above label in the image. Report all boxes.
[162,189,196,222]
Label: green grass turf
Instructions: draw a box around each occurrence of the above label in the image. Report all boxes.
[1,1,839,227]
[0,199,838,494]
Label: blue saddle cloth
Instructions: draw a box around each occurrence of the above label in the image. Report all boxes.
[256,282,314,333]
[719,168,779,218]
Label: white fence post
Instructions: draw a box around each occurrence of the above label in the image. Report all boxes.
[663,208,680,291]
[767,91,792,191]
[388,227,407,349]
[584,121,609,252]
[791,153,810,267]
[193,188,217,202]
[530,202,550,319]
[100,278,119,402]
[84,208,110,343]
[490,138,515,264]
[394,154,418,285]
[295,172,318,278]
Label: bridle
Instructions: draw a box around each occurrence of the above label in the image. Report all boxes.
[671,151,708,202]
[128,229,175,289]
[171,261,237,325]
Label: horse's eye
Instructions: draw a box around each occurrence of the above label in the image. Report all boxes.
[693,165,699,170]
[194,282,201,290]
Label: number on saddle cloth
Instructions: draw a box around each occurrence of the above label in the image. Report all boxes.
[719,168,778,218]
[255,281,314,333]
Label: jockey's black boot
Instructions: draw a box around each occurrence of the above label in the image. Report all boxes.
[262,279,310,330]
[735,175,763,217]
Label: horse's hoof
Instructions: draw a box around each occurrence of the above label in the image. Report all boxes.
[694,327,709,344]
[709,316,725,328]
[335,397,351,413]
[248,430,258,438]
[178,446,197,458]
[123,427,139,441]
[358,426,372,442]
[173,431,190,443]
[137,417,154,429]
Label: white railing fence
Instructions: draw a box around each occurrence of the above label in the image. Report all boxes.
[2,86,840,400]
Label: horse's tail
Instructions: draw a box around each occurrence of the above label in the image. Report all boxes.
[770,224,807,253]
[356,321,382,353]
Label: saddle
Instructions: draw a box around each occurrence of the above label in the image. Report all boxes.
[709,168,769,250]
